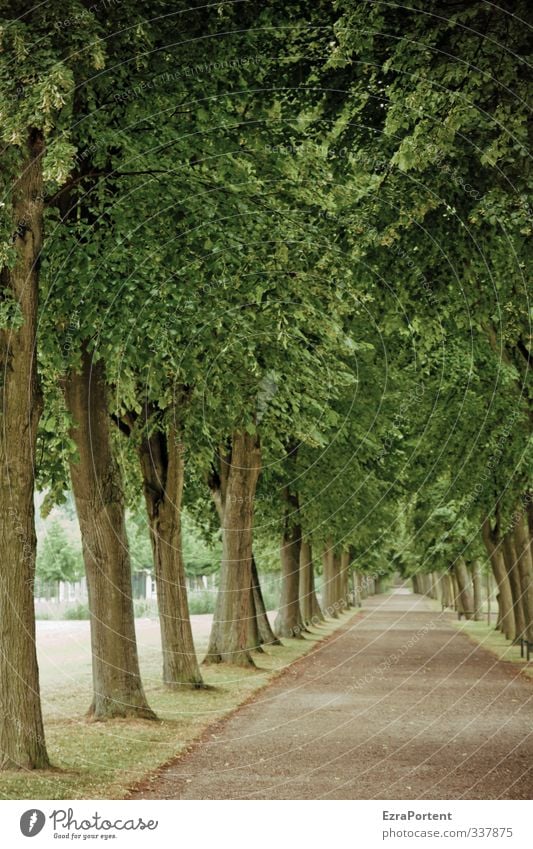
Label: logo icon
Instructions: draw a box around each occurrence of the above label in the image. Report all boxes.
[20,810,46,837]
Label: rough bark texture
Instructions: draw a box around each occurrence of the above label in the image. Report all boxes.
[139,424,203,686]
[513,513,533,643]
[247,584,264,652]
[275,488,305,638]
[482,520,516,642]
[502,531,525,641]
[0,131,49,769]
[251,555,280,646]
[470,560,483,620]
[322,542,338,617]
[299,541,323,623]
[206,431,261,665]
[453,558,474,619]
[441,573,454,609]
[353,570,363,606]
[65,350,155,719]
[340,550,352,605]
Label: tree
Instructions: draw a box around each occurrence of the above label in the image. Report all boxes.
[36,521,83,584]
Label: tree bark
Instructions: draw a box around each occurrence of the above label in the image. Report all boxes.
[453,558,474,619]
[0,130,49,769]
[502,531,526,641]
[65,349,156,719]
[321,541,338,617]
[274,489,305,638]
[206,431,261,665]
[251,555,280,646]
[514,512,533,643]
[482,519,516,642]
[470,560,483,621]
[441,572,454,609]
[139,423,203,686]
[299,540,323,624]
[340,550,352,606]
[247,581,264,652]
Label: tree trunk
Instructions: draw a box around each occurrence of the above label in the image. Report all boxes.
[482,519,516,642]
[206,431,261,665]
[247,582,264,652]
[322,542,338,617]
[274,491,305,638]
[340,550,351,606]
[0,130,49,769]
[139,424,203,686]
[453,558,474,620]
[251,555,280,646]
[299,541,323,624]
[441,572,453,608]
[65,349,155,719]
[470,560,483,621]
[502,531,526,641]
[514,512,533,643]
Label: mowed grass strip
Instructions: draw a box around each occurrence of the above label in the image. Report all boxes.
[0,611,354,799]
[453,618,533,681]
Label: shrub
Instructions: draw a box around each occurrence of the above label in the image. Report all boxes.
[63,603,91,620]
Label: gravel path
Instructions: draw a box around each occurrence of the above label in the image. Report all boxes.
[129,588,533,799]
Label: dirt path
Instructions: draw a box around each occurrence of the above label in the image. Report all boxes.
[129,588,533,799]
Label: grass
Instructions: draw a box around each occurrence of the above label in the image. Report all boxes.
[453,618,533,681]
[0,610,355,800]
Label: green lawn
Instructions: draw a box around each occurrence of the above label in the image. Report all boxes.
[453,618,533,681]
[0,611,355,799]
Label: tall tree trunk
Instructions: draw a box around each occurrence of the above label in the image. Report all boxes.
[251,555,280,646]
[275,490,305,638]
[322,541,338,617]
[65,349,155,719]
[502,531,526,642]
[0,130,49,769]
[441,572,453,608]
[139,423,203,686]
[299,541,323,624]
[482,519,516,642]
[453,558,474,620]
[247,582,264,652]
[206,431,261,665]
[514,512,533,644]
[470,560,483,621]
[340,550,351,606]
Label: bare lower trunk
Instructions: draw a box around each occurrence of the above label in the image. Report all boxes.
[139,425,203,686]
[340,550,352,606]
[482,520,516,642]
[206,431,261,665]
[251,555,280,646]
[247,583,264,652]
[0,131,49,769]
[453,558,474,619]
[502,531,525,641]
[322,541,338,617]
[275,495,305,638]
[299,541,323,624]
[65,350,155,719]
[470,560,483,620]
[514,513,533,643]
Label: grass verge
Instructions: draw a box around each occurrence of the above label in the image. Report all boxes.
[453,618,533,681]
[0,610,356,800]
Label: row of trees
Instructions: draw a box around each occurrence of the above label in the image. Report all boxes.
[0,0,530,770]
